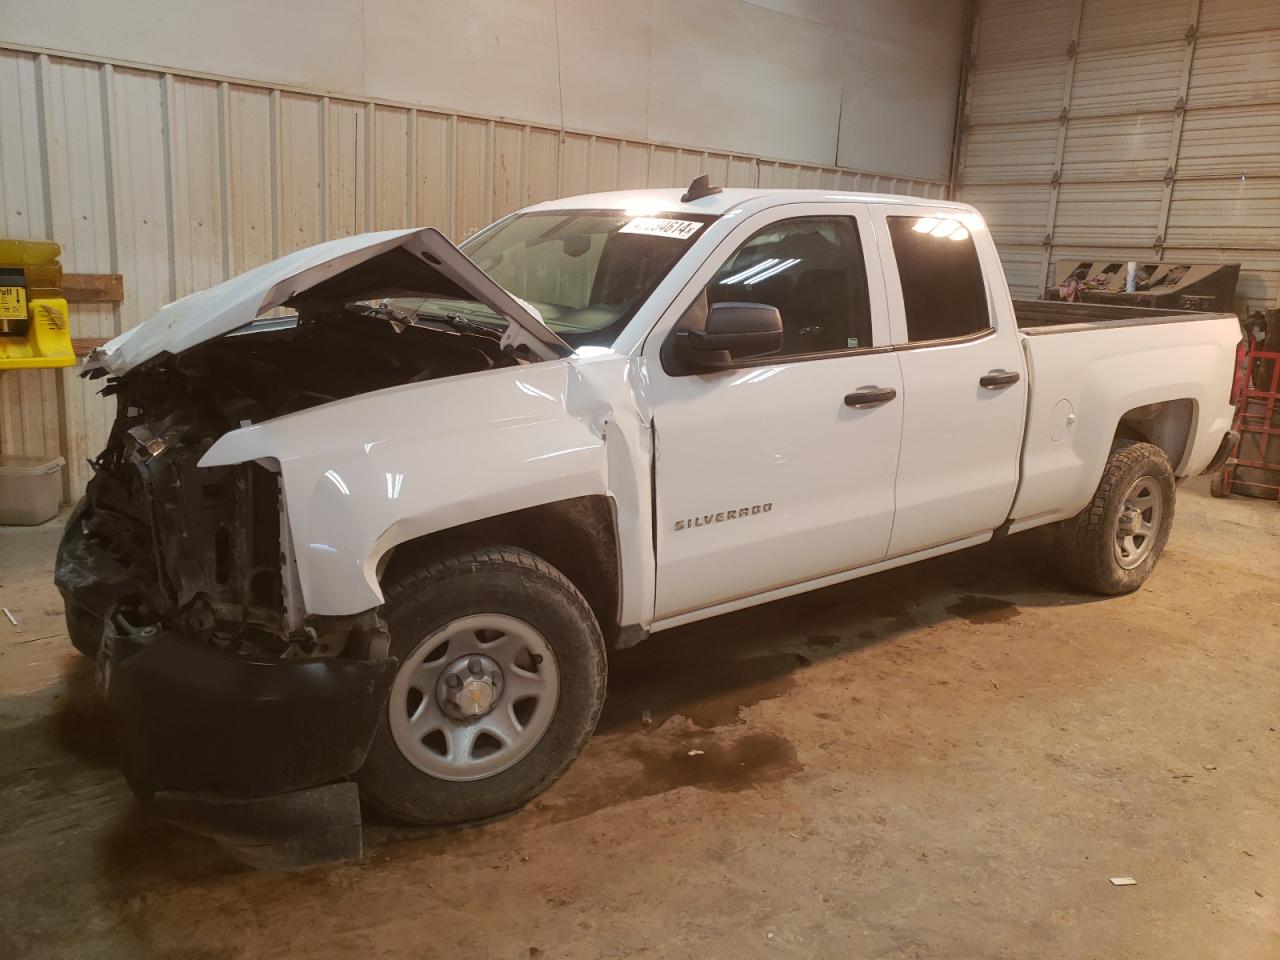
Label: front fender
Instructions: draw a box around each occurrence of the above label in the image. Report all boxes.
[201,358,629,617]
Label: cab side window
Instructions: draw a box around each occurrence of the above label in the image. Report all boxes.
[707,216,873,357]
[886,215,990,342]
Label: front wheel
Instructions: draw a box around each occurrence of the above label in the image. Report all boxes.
[357,547,606,825]
[1055,439,1176,595]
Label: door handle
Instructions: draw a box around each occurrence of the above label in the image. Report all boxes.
[979,369,1021,389]
[844,386,897,408]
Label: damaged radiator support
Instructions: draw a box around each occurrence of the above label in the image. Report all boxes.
[75,405,384,661]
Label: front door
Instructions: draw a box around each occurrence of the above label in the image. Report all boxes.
[643,204,905,620]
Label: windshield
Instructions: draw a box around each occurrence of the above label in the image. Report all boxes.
[386,209,715,348]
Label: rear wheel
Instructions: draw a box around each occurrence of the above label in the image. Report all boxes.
[1056,439,1175,595]
[357,547,606,825]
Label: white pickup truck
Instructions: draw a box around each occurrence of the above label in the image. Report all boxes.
[56,178,1240,868]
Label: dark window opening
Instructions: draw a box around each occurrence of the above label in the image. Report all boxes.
[887,216,990,343]
[707,216,873,357]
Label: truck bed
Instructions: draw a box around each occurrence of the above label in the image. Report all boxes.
[1013,298,1225,333]
[1009,300,1240,528]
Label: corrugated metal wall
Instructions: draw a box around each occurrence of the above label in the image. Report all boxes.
[955,0,1280,309]
[0,45,948,500]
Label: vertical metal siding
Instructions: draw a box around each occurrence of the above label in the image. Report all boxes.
[0,50,59,461]
[0,45,947,497]
[957,0,1280,309]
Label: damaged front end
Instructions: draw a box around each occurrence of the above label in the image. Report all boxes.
[55,356,401,867]
[54,227,569,868]
[59,359,391,657]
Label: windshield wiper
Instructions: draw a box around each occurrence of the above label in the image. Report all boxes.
[410,309,503,339]
[353,300,505,339]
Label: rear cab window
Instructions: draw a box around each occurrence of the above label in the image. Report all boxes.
[886,215,990,343]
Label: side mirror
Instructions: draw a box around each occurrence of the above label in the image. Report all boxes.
[664,298,784,373]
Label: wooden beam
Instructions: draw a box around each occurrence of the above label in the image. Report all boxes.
[71,337,110,358]
[63,273,124,304]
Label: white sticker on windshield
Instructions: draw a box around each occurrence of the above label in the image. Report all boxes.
[619,217,703,240]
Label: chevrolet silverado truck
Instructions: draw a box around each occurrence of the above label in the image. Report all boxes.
[56,177,1241,868]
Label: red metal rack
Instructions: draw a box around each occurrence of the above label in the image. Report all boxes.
[1213,339,1280,501]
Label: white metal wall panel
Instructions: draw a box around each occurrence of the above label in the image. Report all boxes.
[0,50,59,460]
[957,0,1280,321]
[1061,114,1174,182]
[413,113,454,230]
[961,121,1059,184]
[1188,32,1280,109]
[0,45,947,494]
[170,78,226,294]
[0,52,46,240]
[1177,104,1280,178]
[973,0,1079,64]
[227,87,273,273]
[995,244,1051,298]
[1070,44,1186,116]
[1198,0,1280,36]
[1077,0,1192,49]
[959,184,1054,246]
[372,106,411,231]
[617,142,649,190]
[44,57,117,497]
[1164,179,1280,249]
[278,93,323,256]
[324,99,367,240]
[112,68,170,322]
[1053,181,1165,247]
[967,60,1069,124]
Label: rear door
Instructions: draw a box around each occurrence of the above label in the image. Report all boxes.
[871,205,1028,557]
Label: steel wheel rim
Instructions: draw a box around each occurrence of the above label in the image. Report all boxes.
[388,613,559,782]
[1114,475,1162,570]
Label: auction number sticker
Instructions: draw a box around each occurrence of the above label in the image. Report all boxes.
[619,217,703,240]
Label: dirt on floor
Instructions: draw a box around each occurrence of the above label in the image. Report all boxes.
[0,479,1277,960]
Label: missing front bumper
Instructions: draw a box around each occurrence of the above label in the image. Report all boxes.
[99,606,396,867]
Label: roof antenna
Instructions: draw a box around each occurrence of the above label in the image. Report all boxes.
[681,174,723,203]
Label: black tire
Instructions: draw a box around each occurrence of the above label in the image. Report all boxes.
[1055,439,1175,595]
[356,547,606,825]
[65,600,104,657]
[1209,474,1228,498]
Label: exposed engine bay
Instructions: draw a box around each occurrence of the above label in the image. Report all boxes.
[65,306,515,659]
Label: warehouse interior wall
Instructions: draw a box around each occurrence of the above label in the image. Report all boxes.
[0,0,966,499]
[955,0,1280,316]
[1,0,967,182]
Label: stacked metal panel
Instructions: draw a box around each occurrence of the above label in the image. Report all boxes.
[956,0,1280,316]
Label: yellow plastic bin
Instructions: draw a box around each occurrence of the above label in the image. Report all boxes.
[0,454,65,525]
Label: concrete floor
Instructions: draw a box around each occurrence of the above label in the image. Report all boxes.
[1,479,1277,960]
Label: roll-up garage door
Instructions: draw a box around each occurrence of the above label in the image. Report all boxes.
[955,0,1280,315]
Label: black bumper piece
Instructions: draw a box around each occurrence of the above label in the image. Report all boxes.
[100,607,396,867]
[145,783,366,870]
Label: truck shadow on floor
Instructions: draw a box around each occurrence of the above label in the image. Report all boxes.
[363,527,1106,855]
[598,525,1092,735]
[76,527,1105,885]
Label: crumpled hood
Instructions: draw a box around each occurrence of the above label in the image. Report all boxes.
[86,227,571,376]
